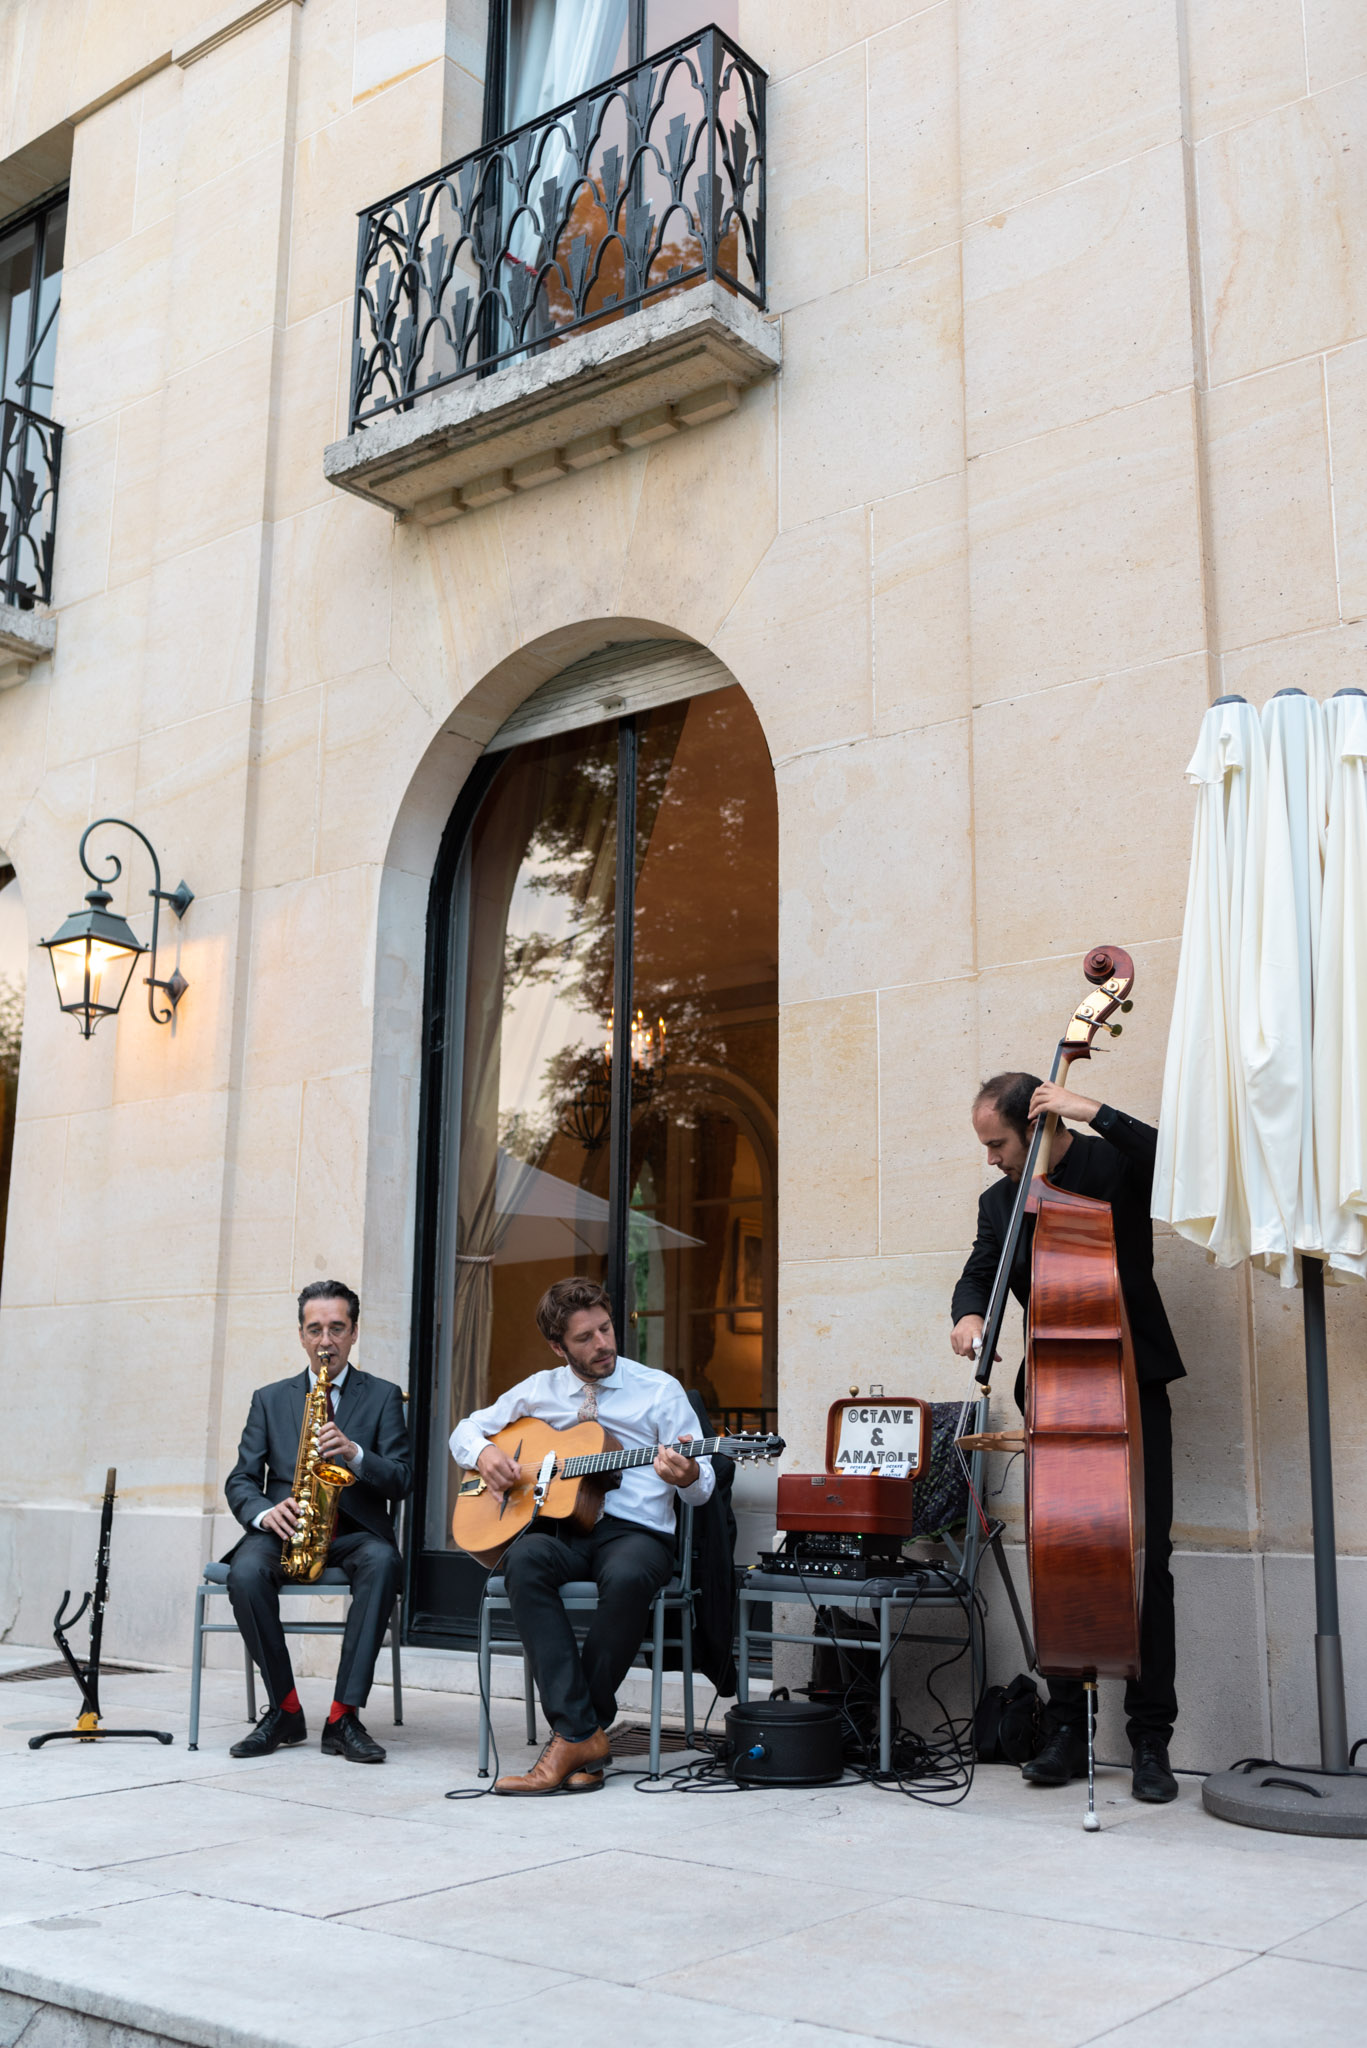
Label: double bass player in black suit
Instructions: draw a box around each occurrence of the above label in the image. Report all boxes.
[223,1281,411,1763]
[950,1074,1184,1804]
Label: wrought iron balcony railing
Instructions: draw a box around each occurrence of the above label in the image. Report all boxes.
[0,398,62,610]
[349,24,765,430]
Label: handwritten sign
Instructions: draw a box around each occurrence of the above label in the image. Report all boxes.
[831,1403,924,1474]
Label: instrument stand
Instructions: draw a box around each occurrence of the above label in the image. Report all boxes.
[28,1469,173,1751]
[1203,1260,1367,1837]
[986,1526,1037,1672]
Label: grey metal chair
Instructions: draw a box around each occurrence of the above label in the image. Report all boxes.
[476,1503,696,1781]
[187,1562,402,1750]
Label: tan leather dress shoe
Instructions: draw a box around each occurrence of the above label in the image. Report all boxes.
[494,1729,611,1795]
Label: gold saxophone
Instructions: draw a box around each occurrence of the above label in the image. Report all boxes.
[282,1347,356,1582]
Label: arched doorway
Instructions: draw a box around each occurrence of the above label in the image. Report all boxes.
[0,861,24,1296]
[408,657,777,1642]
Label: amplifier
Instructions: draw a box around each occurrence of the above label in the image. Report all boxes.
[756,1531,914,1583]
[756,1550,921,1582]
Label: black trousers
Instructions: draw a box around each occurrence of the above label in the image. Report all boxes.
[1037,1382,1178,1747]
[501,1516,676,1742]
[227,1523,401,1712]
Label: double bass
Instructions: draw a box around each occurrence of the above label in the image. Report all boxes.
[962,947,1144,1830]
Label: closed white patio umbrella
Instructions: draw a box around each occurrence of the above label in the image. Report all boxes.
[1161,689,1367,1836]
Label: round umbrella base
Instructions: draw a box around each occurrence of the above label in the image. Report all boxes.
[1203,1763,1367,1838]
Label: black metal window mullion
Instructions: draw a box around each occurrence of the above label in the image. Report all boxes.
[605,712,638,1339]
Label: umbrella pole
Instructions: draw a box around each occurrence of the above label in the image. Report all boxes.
[1301,1256,1350,1773]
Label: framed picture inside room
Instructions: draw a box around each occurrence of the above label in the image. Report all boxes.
[729,1215,763,1334]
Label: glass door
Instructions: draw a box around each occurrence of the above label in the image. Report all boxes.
[409,681,777,1642]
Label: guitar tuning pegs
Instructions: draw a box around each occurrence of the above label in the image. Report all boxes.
[1118,999,1134,1012]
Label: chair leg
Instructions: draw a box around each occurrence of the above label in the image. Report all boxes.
[681,1601,695,1745]
[188,1587,207,1751]
[879,1599,892,1775]
[648,1595,666,1780]
[390,1596,403,1726]
[244,1639,257,1723]
[477,1601,492,1778]
[523,1650,537,1745]
[737,1593,750,1704]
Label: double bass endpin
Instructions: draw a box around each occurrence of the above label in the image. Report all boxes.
[1083,1679,1100,1832]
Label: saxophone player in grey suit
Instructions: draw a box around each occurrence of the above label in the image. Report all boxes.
[223,1281,412,1763]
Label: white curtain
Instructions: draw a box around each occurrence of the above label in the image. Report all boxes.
[1313,692,1367,1279]
[509,0,629,127]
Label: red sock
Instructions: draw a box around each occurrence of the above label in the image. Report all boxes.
[328,1700,350,1724]
[279,1688,301,1716]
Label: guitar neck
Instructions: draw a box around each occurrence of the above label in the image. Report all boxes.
[559,1437,725,1479]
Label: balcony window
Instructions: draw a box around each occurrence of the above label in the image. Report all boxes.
[0,190,65,609]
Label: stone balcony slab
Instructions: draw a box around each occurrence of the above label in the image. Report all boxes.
[0,602,55,690]
[324,282,781,524]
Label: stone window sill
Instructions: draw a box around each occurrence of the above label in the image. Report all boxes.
[0,602,55,690]
[323,282,780,524]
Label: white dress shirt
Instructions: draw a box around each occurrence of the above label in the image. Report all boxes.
[250,1362,364,1530]
[450,1355,716,1538]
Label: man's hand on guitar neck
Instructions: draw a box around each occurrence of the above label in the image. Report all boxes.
[475,1442,521,1500]
[654,1439,700,1488]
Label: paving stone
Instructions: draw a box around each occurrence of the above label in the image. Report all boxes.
[1086,1953,1367,2047]
[653,1893,1250,2048]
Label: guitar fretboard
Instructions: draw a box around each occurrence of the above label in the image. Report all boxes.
[558,1435,725,1479]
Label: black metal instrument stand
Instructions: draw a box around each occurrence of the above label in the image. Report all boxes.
[28,1468,173,1749]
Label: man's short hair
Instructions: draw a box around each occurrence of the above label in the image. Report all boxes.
[974,1072,1042,1145]
[536,1276,612,1348]
[297,1280,360,1328]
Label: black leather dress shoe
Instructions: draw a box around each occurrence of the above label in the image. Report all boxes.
[1021,1725,1088,1786]
[1131,1735,1179,1802]
[229,1705,307,1759]
[321,1711,386,1763]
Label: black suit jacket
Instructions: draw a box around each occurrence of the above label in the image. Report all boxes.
[950,1105,1186,1388]
[224,1366,413,1550]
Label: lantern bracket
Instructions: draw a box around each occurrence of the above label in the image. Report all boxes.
[77,818,193,1025]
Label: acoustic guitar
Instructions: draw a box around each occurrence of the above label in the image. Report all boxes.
[452,1417,785,1566]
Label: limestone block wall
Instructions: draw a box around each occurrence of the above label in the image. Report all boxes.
[0,0,1362,1763]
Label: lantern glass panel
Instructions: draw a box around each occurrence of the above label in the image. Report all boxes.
[48,936,140,1024]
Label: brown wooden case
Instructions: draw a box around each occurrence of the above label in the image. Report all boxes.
[777,1469,917,1538]
[775,1395,930,1538]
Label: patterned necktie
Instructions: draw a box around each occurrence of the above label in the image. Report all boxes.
[576,1378,598,1423]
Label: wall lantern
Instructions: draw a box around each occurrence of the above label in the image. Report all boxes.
[39,818,193,1039]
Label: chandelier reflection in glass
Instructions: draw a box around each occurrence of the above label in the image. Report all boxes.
[560,1008,667,1152]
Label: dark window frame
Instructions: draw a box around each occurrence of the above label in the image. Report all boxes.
[0,184,68,413]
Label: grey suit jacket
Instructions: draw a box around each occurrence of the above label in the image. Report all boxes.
[224,1366,412,1550]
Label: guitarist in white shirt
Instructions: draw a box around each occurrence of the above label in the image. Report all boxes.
[449,1276,714,1794]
